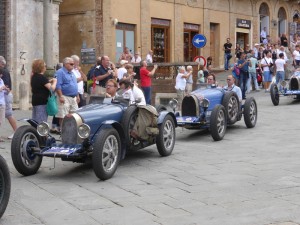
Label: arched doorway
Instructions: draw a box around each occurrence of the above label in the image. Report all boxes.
[278,7,287,37]
[259,3,270,41]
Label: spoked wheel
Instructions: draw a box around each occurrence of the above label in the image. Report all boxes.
[0,155,10,218]
[210,105,227,141]
[222,92,240,124]
[156,114,176,156]
[270,83,279,106]
[92,127,121,180]
[244,97,257,128]
[11,125,43,176]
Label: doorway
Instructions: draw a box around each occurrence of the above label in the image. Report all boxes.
[210,23,220,68]
[115,23,135,62]
[236,32,249,49]
[183,26,199,62]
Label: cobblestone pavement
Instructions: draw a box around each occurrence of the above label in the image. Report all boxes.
[1,72,300,225]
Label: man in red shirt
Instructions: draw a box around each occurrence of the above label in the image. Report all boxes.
[139,60,158,105]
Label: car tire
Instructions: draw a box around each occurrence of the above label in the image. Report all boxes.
[156,114,176,156]
[270,83,279,106]
[92,127,121,180]
[11,125,43,176]
[244,97,257,128]
[222,91,240,125]
[210,105,227,141]
[121,105,138,148]
[0,155,10,218]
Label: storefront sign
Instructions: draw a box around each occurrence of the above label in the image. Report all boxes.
[81,48,96,64]
[184,23,200,31]
[236,19,251,29]
[151,18,170,27]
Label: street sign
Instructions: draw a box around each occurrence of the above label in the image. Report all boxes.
[193,56,206,67]
[192,34,206,48]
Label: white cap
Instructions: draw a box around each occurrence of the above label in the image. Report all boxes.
[254,43,260,46]
[120,60,128,65]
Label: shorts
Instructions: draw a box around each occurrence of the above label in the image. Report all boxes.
[5,93,13,118]
[56,95,78,119]
[263,71,272,82]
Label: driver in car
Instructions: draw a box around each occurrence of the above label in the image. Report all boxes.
[105,79,118,98]
[223,75,242,102]
[118,79,135,103]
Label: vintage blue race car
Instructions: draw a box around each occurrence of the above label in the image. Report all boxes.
[270,70,300,105]
[11,97,177,180]
[174,85,257,141]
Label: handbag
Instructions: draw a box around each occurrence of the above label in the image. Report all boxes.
[46,90,58,116]
[234,65,240,76]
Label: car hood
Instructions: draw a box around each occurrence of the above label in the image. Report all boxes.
[76,103,124,126]
[191,87,224,110]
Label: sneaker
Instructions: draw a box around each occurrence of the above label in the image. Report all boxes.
[7,133,14,139]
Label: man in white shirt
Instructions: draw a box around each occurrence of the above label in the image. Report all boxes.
[71,55,87,107]
[132,80,146,106]
[260,27,267,42]
[293,45,300,66]
[131,52,142,64]
[117,60,128,81]
[223,75,242,102]
[277,46,288,62]
[146,50,153,63]
[275,53,286,85]
[175,66,191,110]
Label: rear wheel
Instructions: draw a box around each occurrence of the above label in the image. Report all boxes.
[92,128,121,180]
[210,105,227,141]
[244,97,257,128]
[0,155,10,218]
[121,106,138,148]
[270,83,279,106]
[11,125,43,176]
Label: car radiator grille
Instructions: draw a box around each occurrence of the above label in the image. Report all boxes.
[182,95,199,117]
[61,114,83,144]
[290,77,299,91]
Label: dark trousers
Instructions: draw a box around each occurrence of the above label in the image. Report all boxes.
[239,70,249,99]
[142,86,152,105]
[78,93,86,108]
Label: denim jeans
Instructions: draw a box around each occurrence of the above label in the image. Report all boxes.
[224,53,231,70]
[276,71,285,85]
[142,86,152,105]
[248,71,259,90]
[239,70,249,99]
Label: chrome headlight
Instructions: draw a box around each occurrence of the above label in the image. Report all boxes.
[37,122,50,136]
[169,99,178,110]
[78,124,91,139]
[200,98,210,108]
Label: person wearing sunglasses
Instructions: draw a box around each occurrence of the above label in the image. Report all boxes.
[223,75,242,102]
[55,57,79,127]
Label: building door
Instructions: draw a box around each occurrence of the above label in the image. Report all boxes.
[115,23,135,62]
[259,3,270,39]
[278,7,287,37]
[183,23,200,62]
[236,32,249,49]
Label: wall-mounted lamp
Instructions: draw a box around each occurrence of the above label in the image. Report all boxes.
[113,18,118,26]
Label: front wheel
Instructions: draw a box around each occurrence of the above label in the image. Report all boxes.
[156,114,176,156]
[210,105,227,141]
[92,128,121,180]
[11,125,43,176]
[270,83,279,106]
[244,97,257,128]
[0,155,11,218]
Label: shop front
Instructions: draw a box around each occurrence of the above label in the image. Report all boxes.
[236,19,251,49]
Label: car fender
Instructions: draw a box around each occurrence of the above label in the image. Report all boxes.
[157,111,177,127]
[20,119,39,128]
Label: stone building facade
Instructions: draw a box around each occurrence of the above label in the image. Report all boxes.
[59,0,300,68]
[1,0,61,109]
[58,0,300,104]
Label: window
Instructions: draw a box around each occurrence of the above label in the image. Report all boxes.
[151,18,170,63]
[115,23,135,62]
[184,23,200,62]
